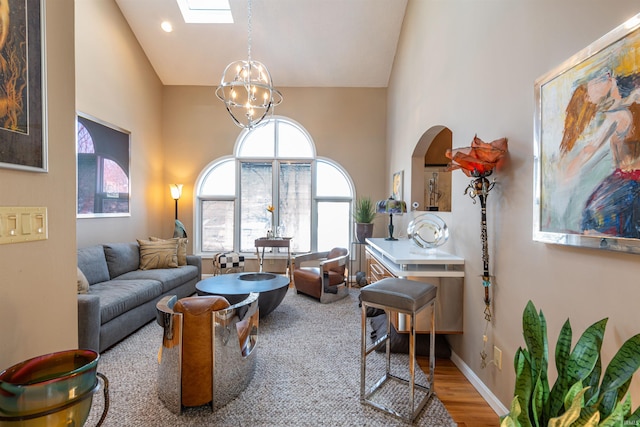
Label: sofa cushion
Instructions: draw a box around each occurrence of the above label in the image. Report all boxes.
[77,267,90,294]
[77,245,110,285]
[116,265,199,293]
[137,239,179,270]
[103,242,140,278]
[89,279,163,324]
[150,237,187,266]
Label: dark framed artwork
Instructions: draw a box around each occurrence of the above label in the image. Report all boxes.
[533,12,640,254]
[0,0,47,172]
[77,113,131,218]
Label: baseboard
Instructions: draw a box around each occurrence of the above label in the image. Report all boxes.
[449,351,509,416]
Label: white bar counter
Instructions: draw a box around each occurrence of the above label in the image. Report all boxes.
[365,238,464,278]
[365,237,465,334]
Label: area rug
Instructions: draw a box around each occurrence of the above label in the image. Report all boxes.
[85,288,456,426]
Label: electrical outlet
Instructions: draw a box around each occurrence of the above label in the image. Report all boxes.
[494,346,502,370]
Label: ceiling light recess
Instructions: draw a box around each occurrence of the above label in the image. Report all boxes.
[161,21,173,32]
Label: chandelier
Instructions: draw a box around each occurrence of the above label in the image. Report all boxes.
[215,0,282,129]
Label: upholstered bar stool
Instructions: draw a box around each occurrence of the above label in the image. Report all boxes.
[213,252,245,275]
[360,277,437,422]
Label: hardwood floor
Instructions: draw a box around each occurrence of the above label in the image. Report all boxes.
[418,357,500,427]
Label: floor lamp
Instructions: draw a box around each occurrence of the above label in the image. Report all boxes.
[170,184,187,238]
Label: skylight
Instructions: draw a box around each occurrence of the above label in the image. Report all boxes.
[176,0,233,24]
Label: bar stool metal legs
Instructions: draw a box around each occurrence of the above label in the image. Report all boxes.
[360,278,437,423]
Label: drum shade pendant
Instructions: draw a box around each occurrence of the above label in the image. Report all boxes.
[215,0,282,129]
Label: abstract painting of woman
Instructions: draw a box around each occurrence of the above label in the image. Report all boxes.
[538,24,640,241]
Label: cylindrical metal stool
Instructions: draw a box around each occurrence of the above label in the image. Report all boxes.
[360,277,437,422]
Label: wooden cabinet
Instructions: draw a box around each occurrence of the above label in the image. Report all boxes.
[366,251,393,282]
[364,238,465,334]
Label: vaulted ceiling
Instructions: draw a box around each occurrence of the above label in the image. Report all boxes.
[115,0,408,87]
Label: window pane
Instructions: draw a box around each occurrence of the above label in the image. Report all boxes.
[280,163,311,252]
[317,201,350,251]
[316,161,351,197]
[240,162,273,251]
[78,155,97,214]
[201,159,235,196]
[237,122,275,157]
[201,200,234,251]
[102,158,128,194]
[277,121,313,158]
[77,123,94,153]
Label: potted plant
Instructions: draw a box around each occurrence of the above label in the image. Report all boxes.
[354,197,376,243]
[500,300,640,427]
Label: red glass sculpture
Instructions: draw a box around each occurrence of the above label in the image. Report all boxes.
[446,135,508,321]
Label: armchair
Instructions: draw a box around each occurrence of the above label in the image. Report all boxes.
[293,247,349,303]
[155,292,259,414]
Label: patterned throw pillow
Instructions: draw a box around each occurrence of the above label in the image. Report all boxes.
[137,239,179,270]
[149,237,188,265]
[77,267,90,294]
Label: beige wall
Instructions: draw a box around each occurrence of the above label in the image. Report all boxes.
[0,1,77,370]
[162,86,390,261]
[389,0,640,409]
[75,0,166,248]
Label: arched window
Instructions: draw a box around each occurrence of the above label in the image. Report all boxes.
[195,117,354,255]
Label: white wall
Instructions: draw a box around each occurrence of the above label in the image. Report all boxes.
[75,0,166,248]
[388,0,640,409]
[0,1,77,370]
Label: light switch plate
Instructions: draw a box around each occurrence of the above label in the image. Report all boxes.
[0,207,48,245]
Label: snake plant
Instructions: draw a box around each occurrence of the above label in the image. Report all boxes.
[500,300,640,427]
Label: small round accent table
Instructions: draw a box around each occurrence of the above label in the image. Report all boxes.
[196,272,290,318]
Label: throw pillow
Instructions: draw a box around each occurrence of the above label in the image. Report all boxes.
[149,236,187,266]
[137,239,179,270]
[103,242,140,277]
[77,267,90,294]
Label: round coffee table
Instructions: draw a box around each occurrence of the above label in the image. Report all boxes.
[196,272,290,318]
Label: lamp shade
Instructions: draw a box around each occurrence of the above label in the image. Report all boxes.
[170,184,183,200]
[376,197,407,214]
[376,197,406,240]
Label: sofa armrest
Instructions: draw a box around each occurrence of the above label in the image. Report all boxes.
[77,293,100,352]
[187,255,202,280]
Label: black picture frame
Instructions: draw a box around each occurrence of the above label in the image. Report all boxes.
[0,0,46,172]
[77,113,131,218]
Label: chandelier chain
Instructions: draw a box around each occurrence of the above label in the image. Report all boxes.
[247,0,252,62]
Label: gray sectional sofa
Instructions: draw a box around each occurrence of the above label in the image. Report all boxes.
[77,242,201,352]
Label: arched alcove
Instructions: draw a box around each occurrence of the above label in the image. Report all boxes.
[410,126,452,211]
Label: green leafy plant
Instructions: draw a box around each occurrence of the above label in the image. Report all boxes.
[500,300,640,427]
[354,197,376,223]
